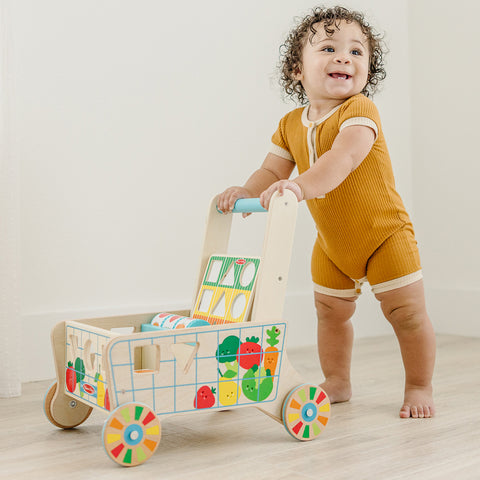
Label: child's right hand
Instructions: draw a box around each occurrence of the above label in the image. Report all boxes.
[216,186,253,214]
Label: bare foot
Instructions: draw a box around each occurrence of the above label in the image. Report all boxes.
[400,385,435,418]
[320,378,352,404]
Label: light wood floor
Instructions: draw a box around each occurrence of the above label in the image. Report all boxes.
[1,334,479,480]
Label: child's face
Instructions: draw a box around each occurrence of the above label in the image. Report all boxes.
[296,21,370,104]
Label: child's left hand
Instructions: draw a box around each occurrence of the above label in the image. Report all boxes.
[259,180,304,209]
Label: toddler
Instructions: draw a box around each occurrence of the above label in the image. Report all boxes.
[217,6,435,418]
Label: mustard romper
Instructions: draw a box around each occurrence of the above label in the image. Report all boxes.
[270,94,422,297]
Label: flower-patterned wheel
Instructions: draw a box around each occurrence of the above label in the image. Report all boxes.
[282,384,330,441]
[102,402,161,466]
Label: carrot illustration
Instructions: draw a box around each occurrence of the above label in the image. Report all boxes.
[264,326,281,375]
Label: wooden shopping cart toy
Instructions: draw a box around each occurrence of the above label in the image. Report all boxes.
[44,190,331,467]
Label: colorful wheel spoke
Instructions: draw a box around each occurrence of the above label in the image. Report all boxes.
[292,421,303,435]
[109,417,124,430]
[142,411,156,426]
[318,403,330,413]
[111,443,124,458]
[144,438,157,452]
[123,449,133,464]
[146,424,160,436]
[290,398,301,410]
[297,388,307,403]
[120,408,131,423]
[135,406,144,421]
[103,402,161,467]
[317,415,329,426]
[107,433,121,444]
[136,446,147,463]
[283,384,330,441]
[315,390,327,405]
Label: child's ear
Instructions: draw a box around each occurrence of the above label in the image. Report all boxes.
[293,65,303,81]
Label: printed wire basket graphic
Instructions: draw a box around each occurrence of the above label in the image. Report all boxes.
[106,322,286,416]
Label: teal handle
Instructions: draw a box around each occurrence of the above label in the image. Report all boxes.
[216,197,267,214]
[232,198,267,213]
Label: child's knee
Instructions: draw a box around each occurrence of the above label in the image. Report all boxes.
[375,281,428,331]
[314,292,356,323]
[376,295,427,331]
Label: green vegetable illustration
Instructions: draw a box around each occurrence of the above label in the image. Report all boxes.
[216,335,240,363]
[241,364,273,401]
[74,357,85,397]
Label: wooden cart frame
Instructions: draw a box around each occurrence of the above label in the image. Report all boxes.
[44,191,330,467]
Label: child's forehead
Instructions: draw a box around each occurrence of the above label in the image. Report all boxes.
[309,20,367,44]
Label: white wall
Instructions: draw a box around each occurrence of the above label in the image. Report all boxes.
[409,0,480,336]
[10,0,412,381]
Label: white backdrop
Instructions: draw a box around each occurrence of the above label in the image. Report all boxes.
[5,0,459,385]
[0,0,21,397]
[409,0,480,336]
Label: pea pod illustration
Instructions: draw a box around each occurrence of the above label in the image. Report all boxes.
[241,364,273,402]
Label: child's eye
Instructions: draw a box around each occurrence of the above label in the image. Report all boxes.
[321,46,335,53]
[351,49,363,56]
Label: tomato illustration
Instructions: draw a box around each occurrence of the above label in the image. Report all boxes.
[66,361,76,393]
[194,386,216,409]
[238,336,263,370]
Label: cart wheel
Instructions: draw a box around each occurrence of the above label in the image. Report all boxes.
[43,382,93,429]
[102,402,161,467]
[282,384,330,441]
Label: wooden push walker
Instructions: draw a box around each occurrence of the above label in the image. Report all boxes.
[44,191,331,467]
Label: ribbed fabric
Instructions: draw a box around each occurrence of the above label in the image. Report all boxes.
[271,94,419,285]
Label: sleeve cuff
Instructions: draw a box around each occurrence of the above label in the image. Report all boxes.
[270,143,295,162]
[339,117,378,140]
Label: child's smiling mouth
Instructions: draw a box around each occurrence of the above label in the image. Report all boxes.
[328,73,351,80]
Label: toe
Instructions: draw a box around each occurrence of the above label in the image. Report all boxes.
[424,405,433,418]
[417,406,425,418]
[399,404,411,418]
[411,406,418,418]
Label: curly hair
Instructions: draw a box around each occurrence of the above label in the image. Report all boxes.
[279,6,387,105]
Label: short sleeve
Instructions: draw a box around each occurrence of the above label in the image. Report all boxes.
[270,115,295,162]
[337,95,381,140]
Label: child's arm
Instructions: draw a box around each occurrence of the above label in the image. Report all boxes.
[260,125,375,208]
[217,153,295,213]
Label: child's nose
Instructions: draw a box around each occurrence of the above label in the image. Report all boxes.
[334,55,351,64]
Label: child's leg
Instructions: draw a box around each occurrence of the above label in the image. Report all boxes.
[374,280,436,418]
[315,291,357,403]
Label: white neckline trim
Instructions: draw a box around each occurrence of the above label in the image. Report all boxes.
[301,103,342,128]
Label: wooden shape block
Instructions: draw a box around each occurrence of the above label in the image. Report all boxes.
[193,256,260,324]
